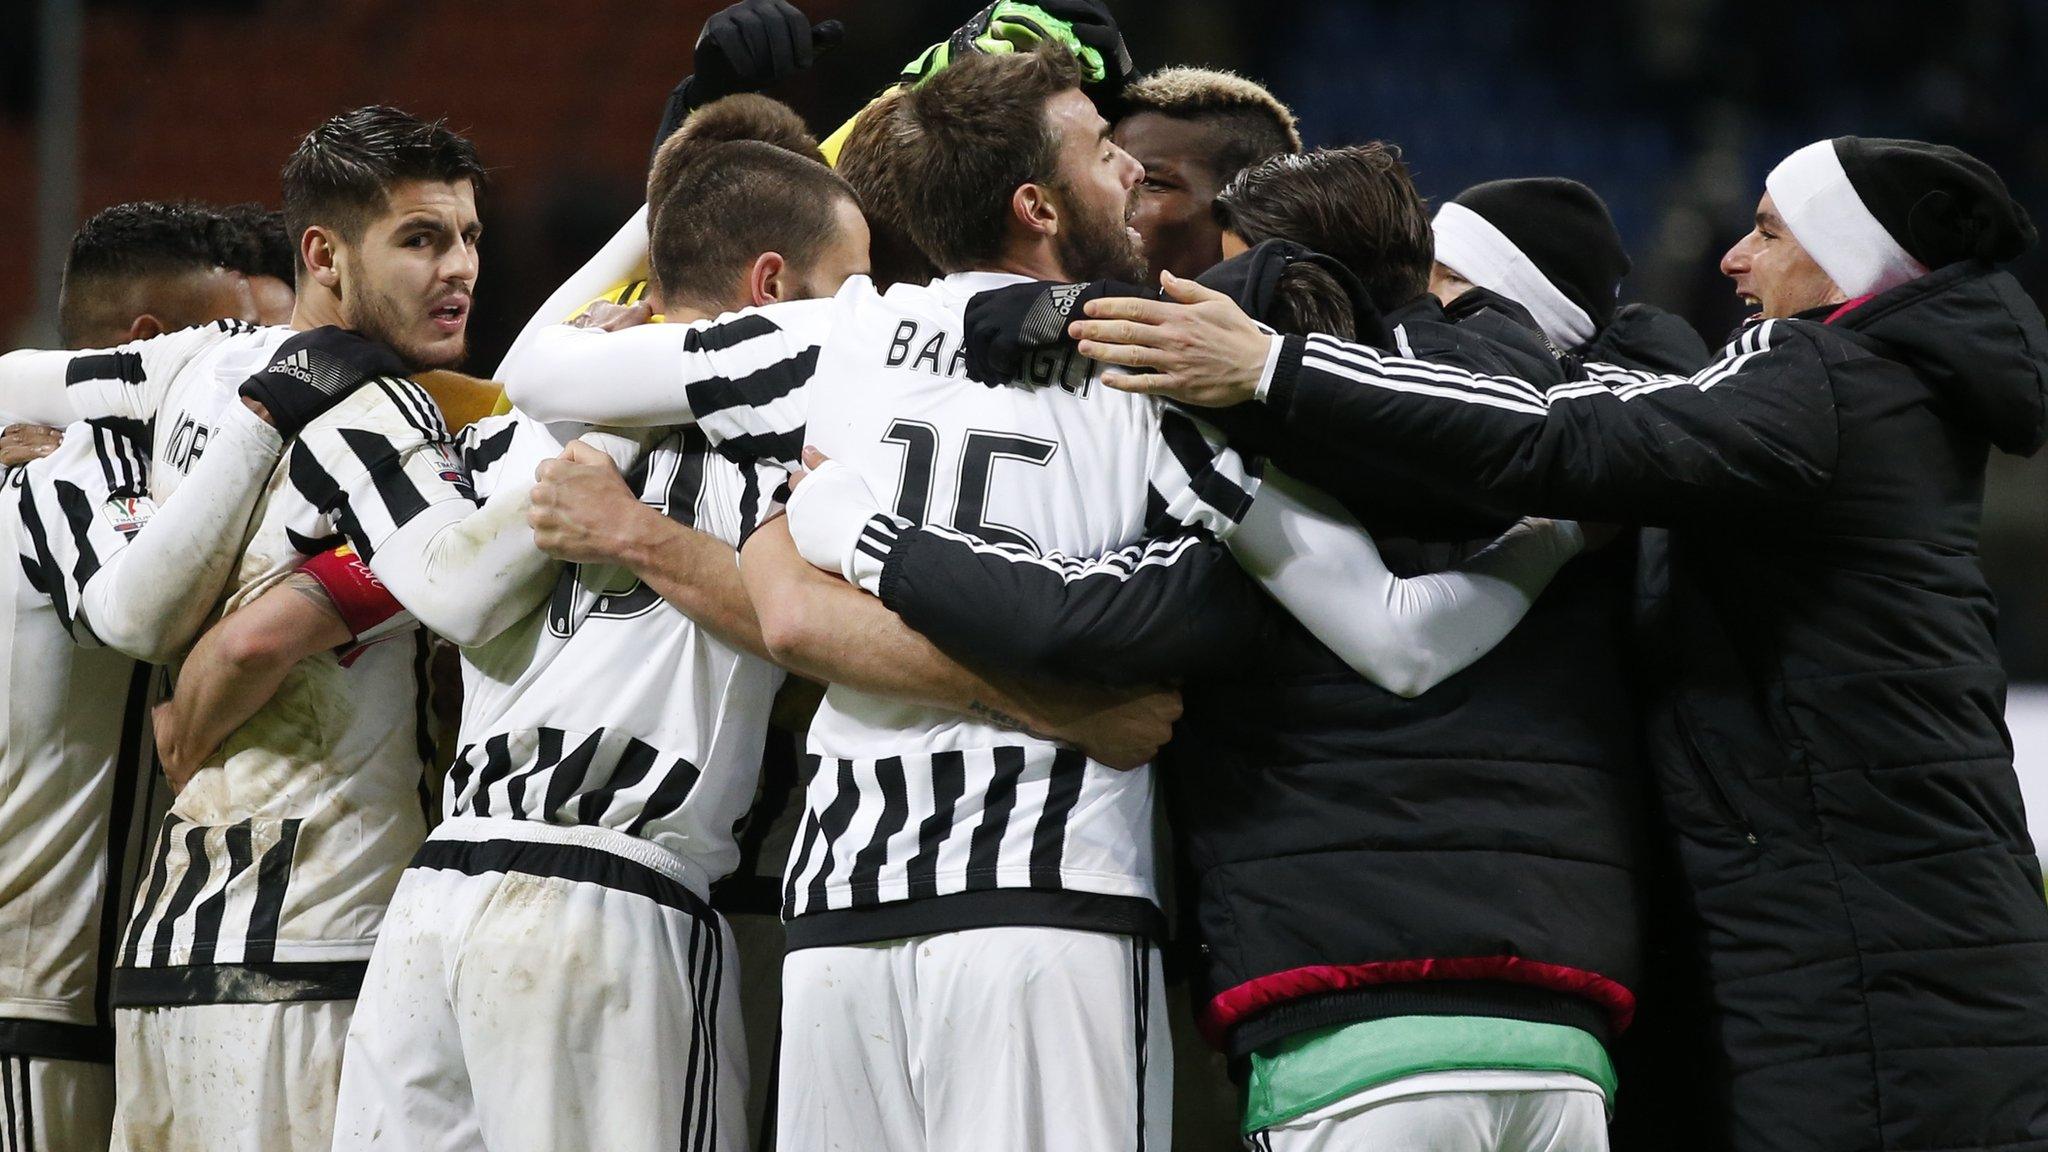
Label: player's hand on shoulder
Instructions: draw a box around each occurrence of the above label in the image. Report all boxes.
[691,0,846,105]
[239,326,408,439]
[963,279,1150,386]
[529,440,656,566]
[569,300,655,332]
[0,424,61,467]
[1074,271,1274,408]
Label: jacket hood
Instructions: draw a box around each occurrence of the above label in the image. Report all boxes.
[1577,303,1713,376]
[1835,261,2048,455]
[1426,289,1569,388]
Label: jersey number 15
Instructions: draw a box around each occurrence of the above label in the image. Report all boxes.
[881,419,1058,552]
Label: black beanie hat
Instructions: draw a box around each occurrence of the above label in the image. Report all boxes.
[1837,138,2034,269]
[1434,178,1631,342]
[1767,137,2036,297]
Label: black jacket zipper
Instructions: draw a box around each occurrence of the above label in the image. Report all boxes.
[1676,709,1760,847]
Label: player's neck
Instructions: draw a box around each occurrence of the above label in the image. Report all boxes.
[662,297,714,325]
[289,287,346,332]
[983,241,1070,284]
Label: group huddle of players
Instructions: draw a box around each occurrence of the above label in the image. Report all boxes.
[6,1,2048,1151]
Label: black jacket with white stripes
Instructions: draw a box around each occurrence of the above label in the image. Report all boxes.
[1252,261,2048,1152]
[880,294,1656,1060]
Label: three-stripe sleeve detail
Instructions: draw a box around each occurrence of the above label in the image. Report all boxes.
[337,427,431,530]
[288,445,376,563]
[64,351,145,388]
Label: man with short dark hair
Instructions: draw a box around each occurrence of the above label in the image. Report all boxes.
[652,141,862,314]
[329,135,860,1152]
[58,201,259,349]
[650,94,823,226]
[1116,65,1302,281]
[0,103,554,1152]
[876,47,1146,283]
[495,92,829,373]
[210,202,299,327]
[0,230,404,1152]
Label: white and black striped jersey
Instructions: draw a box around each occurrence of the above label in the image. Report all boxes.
[0,424,161,1062]
[502,273,1259,947]
[443,412,785,900]
[19,322,473,1005]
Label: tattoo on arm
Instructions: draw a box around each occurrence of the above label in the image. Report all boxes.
[282,571,347,624]
[967,699,1053,742]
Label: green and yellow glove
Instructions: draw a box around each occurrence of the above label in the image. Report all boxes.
[899,0,1134,90]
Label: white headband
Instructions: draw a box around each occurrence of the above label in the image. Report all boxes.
[1431,201,1595,350]
[1765,139,1926,299]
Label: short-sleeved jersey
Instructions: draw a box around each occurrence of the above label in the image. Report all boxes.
[519,272,1258,947]
[444,412,785,900]
[44,321,478,1002]
[0,424,162,1057]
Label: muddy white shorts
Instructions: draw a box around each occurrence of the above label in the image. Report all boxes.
[777,925,1171,1152]
[1,1052,114,1152]
[332,821,747,1152]
[111,998,352,1152]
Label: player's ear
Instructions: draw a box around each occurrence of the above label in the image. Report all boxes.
[125,313,165,342]
[1012,181,1059,241]
[301,226,344,293]
[749,252,791,306]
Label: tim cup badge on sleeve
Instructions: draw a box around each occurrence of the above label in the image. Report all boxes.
[102,495,158,540]
[427,442,476,501]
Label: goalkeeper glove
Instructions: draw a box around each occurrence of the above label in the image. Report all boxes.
[901,0,1134,92]
[656,0,846,155]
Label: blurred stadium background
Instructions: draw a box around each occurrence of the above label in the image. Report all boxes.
[4,0,2046,818]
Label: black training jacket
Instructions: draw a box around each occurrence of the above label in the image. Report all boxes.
[1249,261,2048,1152]
[870,293,1653,1061]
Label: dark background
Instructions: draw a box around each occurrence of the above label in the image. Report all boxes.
[4,0,2045,670]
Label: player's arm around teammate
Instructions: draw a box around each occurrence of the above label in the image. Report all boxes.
[152,546,403,789]
[740,514,1181,769]
[780,244,1592,699]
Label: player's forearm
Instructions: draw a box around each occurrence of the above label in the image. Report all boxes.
[160,574,351,779]
[80,401,284,663]
[0,349,87,426]
[498,322,701,428]
[372,484,559,649]
[494,205,651,382]
[1231,469,1582,697]
[615,512,771,662]
[740,520,1057,738]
